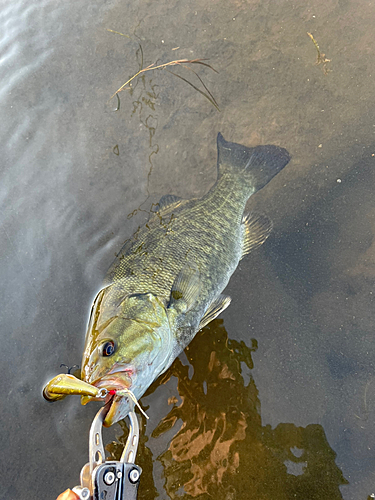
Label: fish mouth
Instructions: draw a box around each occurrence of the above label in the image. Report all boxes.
[81,369,134,427]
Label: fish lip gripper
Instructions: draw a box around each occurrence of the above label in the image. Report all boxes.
[72,406,142,500]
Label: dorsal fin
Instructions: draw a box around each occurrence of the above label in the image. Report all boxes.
[199,294,231,330]
[241,213,273,259]
[157,194,183,211]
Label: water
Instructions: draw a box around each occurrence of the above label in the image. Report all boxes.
[1,0,375,498]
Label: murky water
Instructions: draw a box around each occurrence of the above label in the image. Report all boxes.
[2,0,375,499]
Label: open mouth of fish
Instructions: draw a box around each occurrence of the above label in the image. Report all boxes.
[82,369,133,426]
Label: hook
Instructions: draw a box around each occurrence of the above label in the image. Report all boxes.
[60,363,80,375]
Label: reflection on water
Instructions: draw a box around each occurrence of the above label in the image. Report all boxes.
[108,319,346,499]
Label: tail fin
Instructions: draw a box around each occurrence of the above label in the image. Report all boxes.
[217,132,290,191]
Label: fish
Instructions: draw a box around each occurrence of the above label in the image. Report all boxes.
[81,133,290,426]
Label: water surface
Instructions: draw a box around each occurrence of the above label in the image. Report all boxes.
[1,0,375,499]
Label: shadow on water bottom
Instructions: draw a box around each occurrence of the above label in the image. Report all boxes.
[107,319,347,500]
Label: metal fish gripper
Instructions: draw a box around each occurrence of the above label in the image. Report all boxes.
[72,405,142,500]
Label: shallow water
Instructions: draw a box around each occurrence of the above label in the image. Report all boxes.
[2,0,375,499]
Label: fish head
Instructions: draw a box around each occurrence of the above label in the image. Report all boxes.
[81,285,173,426]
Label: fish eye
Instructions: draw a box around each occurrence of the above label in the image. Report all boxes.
[101,340,116,357]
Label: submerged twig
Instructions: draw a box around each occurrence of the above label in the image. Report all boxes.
[107,29,131,39]
[110,59,217,98]
[107,33,219,110]
[166,68,220,111]
[307,32,331,75]
[114,93,120,111]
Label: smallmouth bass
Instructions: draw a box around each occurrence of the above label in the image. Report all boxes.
[82,133,290,426]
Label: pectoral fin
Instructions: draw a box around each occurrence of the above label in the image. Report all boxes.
[199,294,231,329]
[241,213,273,259]
[169,264,200,314]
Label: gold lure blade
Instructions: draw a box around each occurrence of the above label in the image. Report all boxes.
[43,374,104,402]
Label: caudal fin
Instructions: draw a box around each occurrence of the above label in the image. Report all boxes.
[217,132,290,192]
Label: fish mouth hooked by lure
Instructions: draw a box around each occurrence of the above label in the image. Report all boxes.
[82,367,137,426]
[83,356,165,426]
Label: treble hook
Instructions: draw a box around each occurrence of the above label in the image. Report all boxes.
[60,363,80,375]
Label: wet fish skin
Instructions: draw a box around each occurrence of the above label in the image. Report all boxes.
[82,133,290,426]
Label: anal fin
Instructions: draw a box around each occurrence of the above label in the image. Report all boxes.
[199,294,231,330]
[241,213,273,259]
